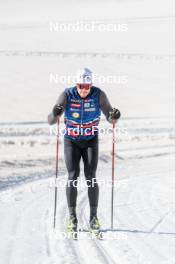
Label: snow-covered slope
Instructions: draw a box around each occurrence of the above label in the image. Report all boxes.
[0,117,175,263]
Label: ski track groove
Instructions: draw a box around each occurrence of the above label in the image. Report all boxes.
[116,182,175,263]
[77,188,118,264]
[47,188,83,264]
[68,189,111,264]
[149,208,175,233]
[7,191,49,264]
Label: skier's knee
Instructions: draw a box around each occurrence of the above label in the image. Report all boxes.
[68,169,79,180]
[85,176,98,188]
[84,169,96,181]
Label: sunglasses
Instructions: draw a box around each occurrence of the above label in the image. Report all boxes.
[77,84,91,90]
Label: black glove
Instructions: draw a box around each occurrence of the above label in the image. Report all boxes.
[53,105,64,117]
[109,108,121,120]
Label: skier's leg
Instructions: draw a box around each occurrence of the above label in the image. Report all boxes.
[64,137,81,219]
[82,136,99,221]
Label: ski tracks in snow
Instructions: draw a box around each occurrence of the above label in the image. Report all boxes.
[1,117,175,263]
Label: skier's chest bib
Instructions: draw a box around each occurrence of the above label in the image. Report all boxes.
[68,98,98,121]
[64,87,101,140]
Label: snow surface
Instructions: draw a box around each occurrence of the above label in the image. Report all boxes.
[0,0,175,263]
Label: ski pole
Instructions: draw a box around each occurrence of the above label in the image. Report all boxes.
[53,117,60,229]
[111,120,116,229]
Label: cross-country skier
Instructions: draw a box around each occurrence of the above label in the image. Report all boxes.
[48,68,121,234]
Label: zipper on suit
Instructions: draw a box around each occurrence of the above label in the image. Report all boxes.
[80,99,84,138]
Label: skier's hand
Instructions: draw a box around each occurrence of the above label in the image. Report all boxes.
[109,108,121,120]
[53,105,64,117]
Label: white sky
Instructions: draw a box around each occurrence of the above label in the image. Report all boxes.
[0,0,175,24]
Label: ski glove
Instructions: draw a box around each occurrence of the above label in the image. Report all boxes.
[109,108,121,120]
[53,105,64,117]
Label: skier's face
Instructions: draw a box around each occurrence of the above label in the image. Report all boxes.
[77,84,92,98]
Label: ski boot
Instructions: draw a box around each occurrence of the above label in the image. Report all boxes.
[67,215,78,240]
[89,216,103,239]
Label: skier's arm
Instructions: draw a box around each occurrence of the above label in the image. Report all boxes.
[100,90,121,123]
[48,91,67,125]
[100,90,114,123]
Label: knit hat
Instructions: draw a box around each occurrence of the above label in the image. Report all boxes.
[76,68,93,84]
